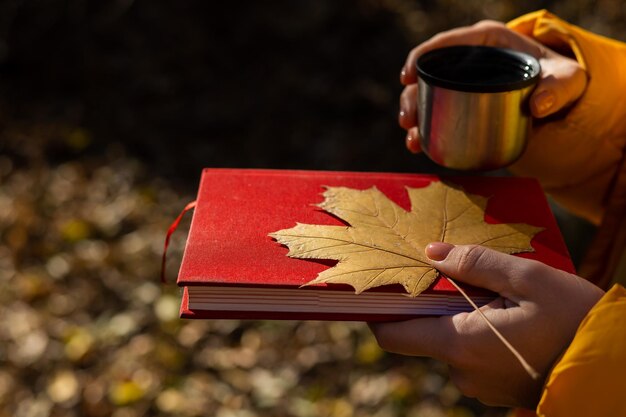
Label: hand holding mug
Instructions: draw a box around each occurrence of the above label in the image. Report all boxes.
[399,20,587,155]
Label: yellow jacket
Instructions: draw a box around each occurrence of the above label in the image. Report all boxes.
[506,10,626,417]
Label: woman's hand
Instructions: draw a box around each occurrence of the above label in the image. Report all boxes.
[369,243,604,408]
[399,20,587,153]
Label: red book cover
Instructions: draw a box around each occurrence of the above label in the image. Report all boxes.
[175,168,574,321]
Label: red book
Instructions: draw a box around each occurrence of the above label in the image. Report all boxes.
[175,168,574,321]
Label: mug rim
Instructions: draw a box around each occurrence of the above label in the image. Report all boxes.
[416,45,541,93]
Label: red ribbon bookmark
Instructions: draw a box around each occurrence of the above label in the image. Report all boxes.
[161,200,197,284]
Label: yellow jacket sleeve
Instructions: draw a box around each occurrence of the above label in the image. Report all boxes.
[536,284,626,416]
[506,10,626,225]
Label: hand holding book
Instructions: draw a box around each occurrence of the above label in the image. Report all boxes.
[173,169,574,320]
[369,243,604,409]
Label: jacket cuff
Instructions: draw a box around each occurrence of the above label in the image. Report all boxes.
[507,10,589,70]
[536,284,626,416]
[505,10,626,225]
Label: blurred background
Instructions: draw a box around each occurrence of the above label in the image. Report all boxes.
[0,1,621,416]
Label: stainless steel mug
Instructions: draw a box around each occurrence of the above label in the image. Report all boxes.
[416,46,541,170]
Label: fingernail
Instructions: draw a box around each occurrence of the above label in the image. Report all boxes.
[425,242,454,261]
[534,90,555,115]
[399,93,410,123]
[406,132,421,154]
[400,67,407,83]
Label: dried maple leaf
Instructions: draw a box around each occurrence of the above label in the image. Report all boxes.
[270,181,543,297]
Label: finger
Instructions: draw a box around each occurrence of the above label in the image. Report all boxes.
[425,243,540,300]
[405,127,421,154]
[530,55,587,118]
[368,316,456,362]
[399,84,418,130]
[478,296,508,311]
[401,21,542,85]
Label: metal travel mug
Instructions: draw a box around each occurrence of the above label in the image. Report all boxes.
[416,46,541,170]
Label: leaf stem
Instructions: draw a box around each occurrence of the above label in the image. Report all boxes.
[446,277,540,380]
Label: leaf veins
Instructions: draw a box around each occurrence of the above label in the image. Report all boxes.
[269,181,543,297]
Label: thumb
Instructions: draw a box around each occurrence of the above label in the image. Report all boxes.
[530,55,587,118]
[425,243,537,302]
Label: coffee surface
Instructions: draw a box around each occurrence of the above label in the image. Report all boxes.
[417,46,540,92]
